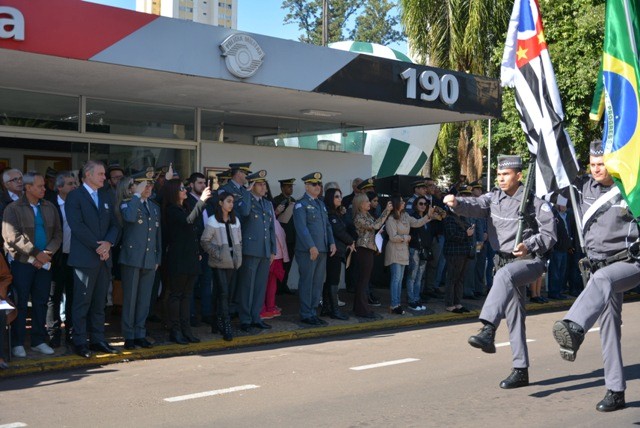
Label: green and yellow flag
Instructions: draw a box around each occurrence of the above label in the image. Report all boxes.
[590,0,640,219]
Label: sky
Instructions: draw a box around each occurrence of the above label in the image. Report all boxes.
[85,0,407,52]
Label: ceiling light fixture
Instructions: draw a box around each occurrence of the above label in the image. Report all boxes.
[300,109,341,117]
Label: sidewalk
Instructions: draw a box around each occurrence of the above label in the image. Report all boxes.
[3,289,635,378]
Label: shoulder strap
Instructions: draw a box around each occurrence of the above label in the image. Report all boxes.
[581,186,621,235]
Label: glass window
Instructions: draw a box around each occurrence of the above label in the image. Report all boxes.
[0,88,79,131]
[89,142,196,182]
[201,110,364,153]
[85,99,195,141]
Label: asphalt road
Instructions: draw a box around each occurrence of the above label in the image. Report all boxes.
[1,302,639,427]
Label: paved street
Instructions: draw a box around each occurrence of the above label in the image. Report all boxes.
[1,302,639,427]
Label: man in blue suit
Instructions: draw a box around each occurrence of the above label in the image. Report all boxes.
[65,161,121,358]
[236,169,276,332]
[294,172,336,325]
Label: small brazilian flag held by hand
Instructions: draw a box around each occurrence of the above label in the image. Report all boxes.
[590,0,640,221]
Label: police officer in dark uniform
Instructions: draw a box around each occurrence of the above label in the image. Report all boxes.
[293,172,336,325]
[272,178,296,295]
[236,169,276,332]
[444,155,556,389]
[552,140,640,412]
[405,179,428,215]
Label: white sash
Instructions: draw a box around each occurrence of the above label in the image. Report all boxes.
[581,186,621,231]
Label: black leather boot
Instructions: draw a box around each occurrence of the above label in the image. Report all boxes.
[329,285,348,320]
[214,316,224,335]
[169,330,188,345]
[596,390,625,412]
[222,316,233,342]
[468,322,496,353]
[499,368,529,389]
[182,330,201,343]
[552,320,585,362]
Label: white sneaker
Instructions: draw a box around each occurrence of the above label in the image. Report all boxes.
[419,305,427,311]
[337,297,346,307]
[31,343,55,355]
[12,346,26,358]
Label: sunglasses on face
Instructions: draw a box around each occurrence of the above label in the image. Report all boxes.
[334,195,342,198]
[179,186,186,191]
[309,182,322,187]
[417,202,427,206]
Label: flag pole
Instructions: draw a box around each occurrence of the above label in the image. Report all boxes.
[487,119,492,190]
[568,184,586,253]
[514,154,536,249]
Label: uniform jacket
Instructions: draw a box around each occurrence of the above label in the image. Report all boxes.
[452,184,556,256]
[354,207,392,251]
[272,193,296,245]
[2,195,62,263]
[164,201,206,275]
[119,196,162,270]
[201,216,243,270]
[328,211,354,259]
[576,175,639,260]
[65,186,120,269]
[293,193,335,253]
[385,212,430,266]
[221,180,252,218]
[239,194,276,258]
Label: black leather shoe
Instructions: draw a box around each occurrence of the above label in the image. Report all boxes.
[89,341,119,354]
[169,331,189,345]
[357,312,378,319]
[312,316,328,325]
[240,323,252,332]
[552,320,585,362]
[48,334,61,349]
[134,338,153,348]
[183,332,201,343]
[468,323,496,353]
[499,368,529,389]
[301,317,321,325]
[75,345,92,358]
[329,310,349,320]
[124,339,135,350]
[596,390,625,412]
[251,321,272,329]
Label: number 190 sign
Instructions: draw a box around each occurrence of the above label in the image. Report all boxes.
[400,68,459,106]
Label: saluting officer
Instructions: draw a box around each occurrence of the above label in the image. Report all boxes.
[220,162,252,218]
[444,155,556,389]
[119,175,161,349]
[272,178,297,295]
[552,140,640,412]
[237,170,276,332]
[293,172,336,325]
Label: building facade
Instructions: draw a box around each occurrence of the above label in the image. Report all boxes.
[136,0,237,28]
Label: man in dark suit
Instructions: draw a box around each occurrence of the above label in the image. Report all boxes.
[65,160,121,358]
[185,172,217,326]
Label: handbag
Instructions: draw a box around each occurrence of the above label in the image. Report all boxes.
[417,235,432,261]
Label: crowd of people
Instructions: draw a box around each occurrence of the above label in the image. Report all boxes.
[1,149,636,413]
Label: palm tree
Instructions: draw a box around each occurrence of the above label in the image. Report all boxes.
[400,0,511,181]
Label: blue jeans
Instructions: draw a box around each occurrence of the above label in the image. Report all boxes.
[389,263,405,308]
[407,249,426,304]
[548,250,568,297]
[11,260,52,347]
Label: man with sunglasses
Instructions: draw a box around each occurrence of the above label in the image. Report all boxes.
[294,172,336,325]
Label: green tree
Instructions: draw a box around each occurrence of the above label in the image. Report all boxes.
[349,0,403,45]
[282,0,404,46]
[400,0,512,182]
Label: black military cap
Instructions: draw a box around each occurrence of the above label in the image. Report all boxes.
[471,183,483,191]
[134,166,156,183]
[589,139,604,156]
[107,164,124,175]
[497,155,523,170]
[45,167,58,178]
[458,186,473,196]
[412,179,427,188]
[279,178,296,185]
[357,177,375,190]
[247,169,268,183]
[217,169,232,180]
[229,162,252,173]
[302,172,322,184]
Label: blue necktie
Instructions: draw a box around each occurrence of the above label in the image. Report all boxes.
[91,191,99,208]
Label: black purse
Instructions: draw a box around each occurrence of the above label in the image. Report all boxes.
[417,235,432,261]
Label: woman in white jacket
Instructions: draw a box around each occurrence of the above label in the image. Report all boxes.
[201,191,242,341]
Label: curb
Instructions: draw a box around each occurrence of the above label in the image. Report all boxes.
[2,295,638,378]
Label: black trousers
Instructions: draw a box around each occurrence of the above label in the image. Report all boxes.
[354,248,374,316]
[167,274,196,333]
[47,253,74,339]
[213,268,235,318]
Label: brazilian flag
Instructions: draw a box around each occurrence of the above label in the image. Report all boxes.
[590,0,640,220]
